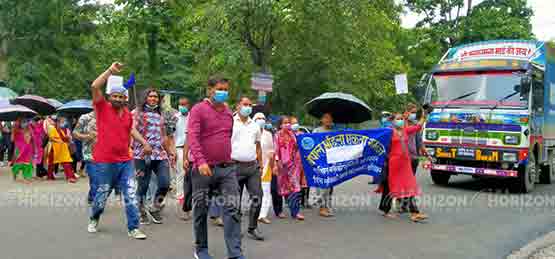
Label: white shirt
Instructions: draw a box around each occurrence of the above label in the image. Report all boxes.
[231,115,261,162]
[174,112,189,148]
[260,130,274,167]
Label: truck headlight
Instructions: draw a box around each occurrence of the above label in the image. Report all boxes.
[426,131,439,140]
[503,152,517,162]
[503,135,520,145]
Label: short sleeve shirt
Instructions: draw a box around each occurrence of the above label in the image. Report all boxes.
[132,109,168,161]
[73,112,96,161]
[93,98,133,163]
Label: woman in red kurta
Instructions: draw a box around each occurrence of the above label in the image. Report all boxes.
[379,112,428,222]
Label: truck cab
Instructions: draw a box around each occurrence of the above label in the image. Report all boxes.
[422,40,554,193]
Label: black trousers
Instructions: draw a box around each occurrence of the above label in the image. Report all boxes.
[379,164,420,214]
[270,175,283,216]
[0,133,13,162]
[236,163,262,231]
[182,167,193,213]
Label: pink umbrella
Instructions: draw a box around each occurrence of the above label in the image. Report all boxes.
[0,104,37,121]
[12,95,56,115]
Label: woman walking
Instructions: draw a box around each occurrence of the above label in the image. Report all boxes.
[290,116,311,209]
[11,118,35,184]
[254,113,274,224]
[274,116,304,221]
[377,111,428,222]
[46,117,77,183]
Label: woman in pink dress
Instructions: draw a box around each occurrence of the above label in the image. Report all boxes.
[11,118,35,184]
[274,116,304,220]
[30,118,47,178]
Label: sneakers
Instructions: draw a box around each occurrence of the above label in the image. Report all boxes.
[211,217,224,227]
[146,209,163,224]
[128,229,147,240]
[193,248,214,259]
[139,209,151,225]
[247,228,265,241]
[258,217,271,224]
[87,219,98,233]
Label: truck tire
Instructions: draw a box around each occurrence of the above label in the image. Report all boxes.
[509,152,537,193]
[431,170,450,185]
[539,152,555,184]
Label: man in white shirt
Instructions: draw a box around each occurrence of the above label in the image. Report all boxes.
[231,97,264,241]
[174,97,192,220]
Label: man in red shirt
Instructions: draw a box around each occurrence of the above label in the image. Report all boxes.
[87,62,152,240]
[187,75,245,259]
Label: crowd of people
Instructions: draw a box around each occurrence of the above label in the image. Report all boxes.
[0,62,431,259]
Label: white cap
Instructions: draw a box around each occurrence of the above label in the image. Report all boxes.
[106,75,128,96]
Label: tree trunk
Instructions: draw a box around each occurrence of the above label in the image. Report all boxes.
[0,39,8,82]
[467,0,473,16]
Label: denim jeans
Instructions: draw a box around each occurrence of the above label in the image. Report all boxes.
[86,161,97,204]
[90,161,140,231]
[135,159,170,210]
[192,165,242,258]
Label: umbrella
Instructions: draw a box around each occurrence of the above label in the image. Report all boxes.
[57,99,93,116]
[305,92,373,124]
[12,95,56,115]
[0,87,18,100]
[47,98,64,108]
[0,104,37,121]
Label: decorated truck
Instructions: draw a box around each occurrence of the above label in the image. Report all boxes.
[422,40,555,193]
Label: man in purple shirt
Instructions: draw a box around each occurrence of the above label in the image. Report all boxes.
[187,75,244,259]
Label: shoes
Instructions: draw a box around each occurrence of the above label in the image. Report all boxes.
[193,248,214,259]
[87,219,98,233]
[247,228,265,241]
[139,208,151,225]
[276,212,287,219]
[319,208,334,217]
[295,214,305,221]
[146,209,163,224]
[258,218,271,224]
[211,217,224,227]
[128,229,147,240]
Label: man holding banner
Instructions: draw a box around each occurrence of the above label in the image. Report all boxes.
[312,113,336,218]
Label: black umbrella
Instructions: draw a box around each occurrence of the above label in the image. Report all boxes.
[305,92,372,124]
[12,95,56,115]
[57,99,93,116]
[0,103,38,121]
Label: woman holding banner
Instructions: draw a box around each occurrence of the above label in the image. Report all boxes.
[377,110,428,222]
[274,116,305,221]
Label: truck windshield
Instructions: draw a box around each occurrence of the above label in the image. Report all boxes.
[431,71,526,108]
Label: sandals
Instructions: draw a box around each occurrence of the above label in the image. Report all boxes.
[383,213,400,219]
[295,214,305,221]
[410,213,429,222]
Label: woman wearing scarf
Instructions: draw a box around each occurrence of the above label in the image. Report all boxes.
[30,117,47,178]
[274,116,304,221]
[377,111,428,222]
[46,117,77,183]
[11,118,35,183]
[289,116,311,209]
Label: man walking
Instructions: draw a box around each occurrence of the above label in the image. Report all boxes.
[87,62,152,240]
[313,113,335,217]
[73,111,97,205]
[232,97,264,241]
[188,75,245,259]
[174,97,192,220]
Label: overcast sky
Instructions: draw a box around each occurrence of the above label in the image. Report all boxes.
[97,0,555,40]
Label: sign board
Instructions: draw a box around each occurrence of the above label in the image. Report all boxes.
[394,74,408,94]
[251,73,273,92]
[447,40,544,62]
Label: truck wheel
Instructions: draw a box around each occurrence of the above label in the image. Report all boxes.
[539,152,555,184]
[509,152,537,193]
[431,170,450,185]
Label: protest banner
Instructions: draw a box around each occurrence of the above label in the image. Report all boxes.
[296,129,392,188]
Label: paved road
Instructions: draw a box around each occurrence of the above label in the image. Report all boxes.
[2,165,555,259]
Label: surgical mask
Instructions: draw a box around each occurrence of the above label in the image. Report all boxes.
[291,123,300,131]
[382,121,393,128]
[255,119,265,128]
[60,121,70,129]
[394,119,404,128]
[179,106,189,115]
[281,123,291,130]
[408,113,417,122]
[213,90,229,103]
[264,123,273,130]
[239,106,252,117]
[20,121,29,128]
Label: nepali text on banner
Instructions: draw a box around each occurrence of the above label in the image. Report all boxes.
[296,129,392,189]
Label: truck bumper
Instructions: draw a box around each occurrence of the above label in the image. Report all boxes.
[429,163,518,178]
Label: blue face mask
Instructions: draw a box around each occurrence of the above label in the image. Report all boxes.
[408,113,417,122]
[291,123,300,131]
[179,106,189,115]
[60,121,70,129]
[213,90,229,103]
[394,119,405,128]
[239,106,252,117]
[255,119,265,128]
[264,123,273,130]
[383,121,393,128]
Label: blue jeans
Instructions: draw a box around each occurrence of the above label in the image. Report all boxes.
[135,159,170,210]
[86,161,97,204]
[90,161,140,231]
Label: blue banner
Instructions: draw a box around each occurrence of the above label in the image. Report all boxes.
[296,129,392,189]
